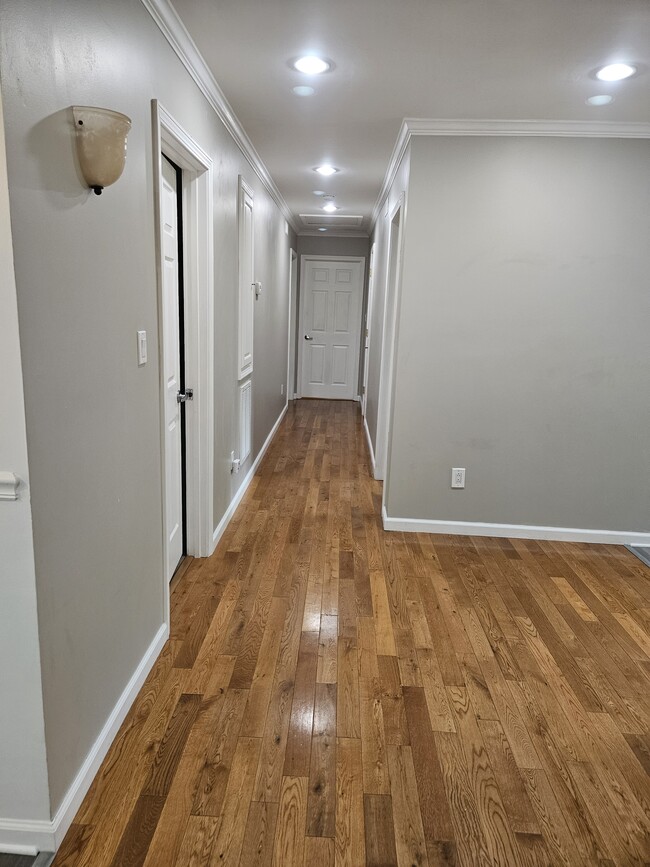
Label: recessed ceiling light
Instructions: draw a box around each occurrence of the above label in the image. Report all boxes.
[293,85,315,97]
[314,164,338,176]
[318,228,328,232]
[313,190,326,196]
[322,202,338,213]
[596,63,636,81]
[293,56,330,75]
[586,94,614,106]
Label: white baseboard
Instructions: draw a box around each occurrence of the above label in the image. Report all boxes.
[382,506,650,545]
[363,415,376,477]
[0,623,168,855]
[0,842,39,857]
[212,404,288,552]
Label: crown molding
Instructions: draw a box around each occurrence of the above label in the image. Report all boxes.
[371,116,650,231]
[405,117,650,139]
[140,0,298,233]
[298,230,370,238]
[370,119,411,231]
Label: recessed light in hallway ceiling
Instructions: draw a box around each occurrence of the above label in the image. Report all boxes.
[292,85,315,96]
[314,164,338,176]
[586,94,614,106]
[322,202,338,212]
[596,63,637,81]
[293,56,331,75]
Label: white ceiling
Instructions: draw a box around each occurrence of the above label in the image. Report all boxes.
[169,0,650,234]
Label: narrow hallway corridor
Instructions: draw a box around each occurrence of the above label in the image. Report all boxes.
[53,400,650,867]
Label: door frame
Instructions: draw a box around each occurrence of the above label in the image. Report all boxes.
[374,193,406,481]
[152,100,214,627]
[361,242,376,417]
[287,248,297,402]
[296,254,366,400]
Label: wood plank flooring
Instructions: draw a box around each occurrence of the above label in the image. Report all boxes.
[52,399,650,867]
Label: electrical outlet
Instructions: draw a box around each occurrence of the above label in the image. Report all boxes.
[451,467,466,489]
[230,451,241,474]
[280,383,284,396]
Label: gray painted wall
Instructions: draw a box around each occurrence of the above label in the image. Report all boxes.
[386,135,650,532]
[0,0,294,816]
[0,90,50,823]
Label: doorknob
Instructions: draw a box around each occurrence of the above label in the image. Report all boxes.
[304,334,313,340]
[177,388,194,403]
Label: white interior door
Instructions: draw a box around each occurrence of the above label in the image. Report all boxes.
[161,156,184,580]
[300,258,363,400]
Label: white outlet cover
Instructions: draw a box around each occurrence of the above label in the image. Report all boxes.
[451,467,466,488]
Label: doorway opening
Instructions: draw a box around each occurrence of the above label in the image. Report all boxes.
[161,153,188,576]
[153,101,214,628]
[297,255,365,401]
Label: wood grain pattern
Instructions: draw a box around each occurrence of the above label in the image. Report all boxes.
[51,401,650,866]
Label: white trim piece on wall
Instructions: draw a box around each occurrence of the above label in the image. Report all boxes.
[0,624,168,855]
[152,100,215,630]
[374,195,405,482]
[239,379,252,463]
[212,403,288,551]
[364,415,376,477]
[237,176,255,380]
[287,248,297,409]
[382,506,650,546]
[140,0,298,234]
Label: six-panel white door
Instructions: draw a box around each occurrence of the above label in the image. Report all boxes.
[161,156,184,581]
[300,258,363,400]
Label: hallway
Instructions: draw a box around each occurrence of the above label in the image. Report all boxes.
[53,400,650,867]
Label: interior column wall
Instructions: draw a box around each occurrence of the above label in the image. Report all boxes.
[386,134,650,534]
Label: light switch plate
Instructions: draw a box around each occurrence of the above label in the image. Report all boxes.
[137,330,147,365]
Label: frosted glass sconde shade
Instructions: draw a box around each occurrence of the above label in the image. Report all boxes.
[72,106,131,195]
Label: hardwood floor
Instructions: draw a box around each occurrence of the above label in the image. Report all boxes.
[52,399,650,867]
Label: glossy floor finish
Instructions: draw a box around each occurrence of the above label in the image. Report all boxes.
[53,400,650,867]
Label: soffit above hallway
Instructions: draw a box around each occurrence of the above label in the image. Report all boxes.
[167,0,650,234]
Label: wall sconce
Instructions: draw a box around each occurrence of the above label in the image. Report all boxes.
[72,106,131,195]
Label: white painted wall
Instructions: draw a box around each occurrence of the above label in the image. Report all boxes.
[0,89,51,825]
[385,135,650,534]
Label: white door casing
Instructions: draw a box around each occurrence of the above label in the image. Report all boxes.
[361,243,376,417]
[287,248,297,400]
[161,156,184,580]
[299,256,365,400]
[375,195,405,482]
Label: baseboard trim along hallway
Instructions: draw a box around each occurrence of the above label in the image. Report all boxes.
[211,404,288,554]
[382,507,650,546]
[0,626,168,854]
